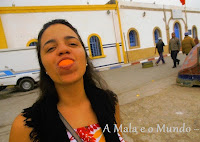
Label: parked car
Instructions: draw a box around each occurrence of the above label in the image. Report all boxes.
[0,47,40,91]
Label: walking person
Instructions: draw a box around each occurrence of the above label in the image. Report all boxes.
[169,32,180,68]
[155,37,165,65]
[182,32,195,56]
[9,19,125,142]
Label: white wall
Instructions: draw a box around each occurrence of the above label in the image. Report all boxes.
[0,0,84,7]
[1,10,121,68]
[121,0,200,10]
[120,9,166,49]
[1,1,200,68]
[0,0,110,7]
[119,1,199,48]
[187,12,200,38]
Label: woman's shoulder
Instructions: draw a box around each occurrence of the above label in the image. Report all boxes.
[9,113,33,142]
[10,102,44,142]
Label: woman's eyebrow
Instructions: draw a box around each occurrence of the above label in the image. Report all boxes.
[64,36,80,41]
[43,39,56,48]
[42,36,80,48]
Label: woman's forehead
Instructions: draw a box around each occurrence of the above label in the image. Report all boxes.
[41,24,78,40]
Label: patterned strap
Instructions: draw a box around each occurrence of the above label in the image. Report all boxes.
[58,111,83,142]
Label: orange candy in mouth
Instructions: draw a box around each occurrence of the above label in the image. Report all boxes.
[58,59,74,67]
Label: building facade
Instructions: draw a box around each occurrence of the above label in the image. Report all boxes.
[0,0,199,68]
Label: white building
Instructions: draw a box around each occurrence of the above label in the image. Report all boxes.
[0,0,199,68]
[119,1,199,62]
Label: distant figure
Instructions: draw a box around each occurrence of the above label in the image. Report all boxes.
[182,32,195,56]
[169,32,180,68]
[155,37,165,65]
[194,36,199,45]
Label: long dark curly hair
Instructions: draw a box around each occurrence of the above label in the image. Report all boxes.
[23,19,119,142]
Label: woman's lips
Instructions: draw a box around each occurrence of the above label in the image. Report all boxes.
[58,59,74,69]
[59,59,74,67]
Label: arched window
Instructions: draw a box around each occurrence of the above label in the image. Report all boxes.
[90,36,101,56]
[153,28,162,44]
[26,39,38,47]
[29,42,37,46]
[129,30,137,46]
[128,28,140,49]
[88,34,105,59]
[192,26,198,38]
[174,22,182,41]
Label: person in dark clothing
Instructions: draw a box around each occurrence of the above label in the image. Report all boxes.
[182,32,195,56]
[169,32,180,68]
[155,37,165,65]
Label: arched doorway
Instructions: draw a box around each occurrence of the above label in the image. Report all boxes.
[192,25,198,38]
[174,22,181,41]
[153,27,162,44]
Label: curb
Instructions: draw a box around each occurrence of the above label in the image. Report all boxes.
[96,53,172,72]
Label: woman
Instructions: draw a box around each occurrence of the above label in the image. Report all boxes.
[9,19,124,142]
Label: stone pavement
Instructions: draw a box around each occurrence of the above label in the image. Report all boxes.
[100,53,200,142]
[0,89,39,142]
[0,53,200,142]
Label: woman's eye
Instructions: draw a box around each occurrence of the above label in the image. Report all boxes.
[47,47,55,52]
[69,43,78,46]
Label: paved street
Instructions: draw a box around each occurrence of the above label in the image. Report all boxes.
[0,53,200,142]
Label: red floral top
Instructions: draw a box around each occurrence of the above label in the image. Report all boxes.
[67,123,125,142]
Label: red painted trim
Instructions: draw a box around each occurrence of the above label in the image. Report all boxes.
[131,54,169,66]
[148,58,155,61]
[131,62,140,65]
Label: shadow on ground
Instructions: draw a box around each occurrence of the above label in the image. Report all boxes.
[0,86,38,100]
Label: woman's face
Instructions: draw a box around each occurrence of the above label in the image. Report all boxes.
[40,24,87,86]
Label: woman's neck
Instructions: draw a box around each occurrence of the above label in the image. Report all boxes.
[55,78,88,107]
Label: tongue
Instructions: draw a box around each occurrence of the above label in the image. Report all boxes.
[59,59,74,67]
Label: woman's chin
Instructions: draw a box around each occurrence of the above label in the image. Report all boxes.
[56,75,84,86]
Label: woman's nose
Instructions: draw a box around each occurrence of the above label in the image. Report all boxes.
[57,43,71,56]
